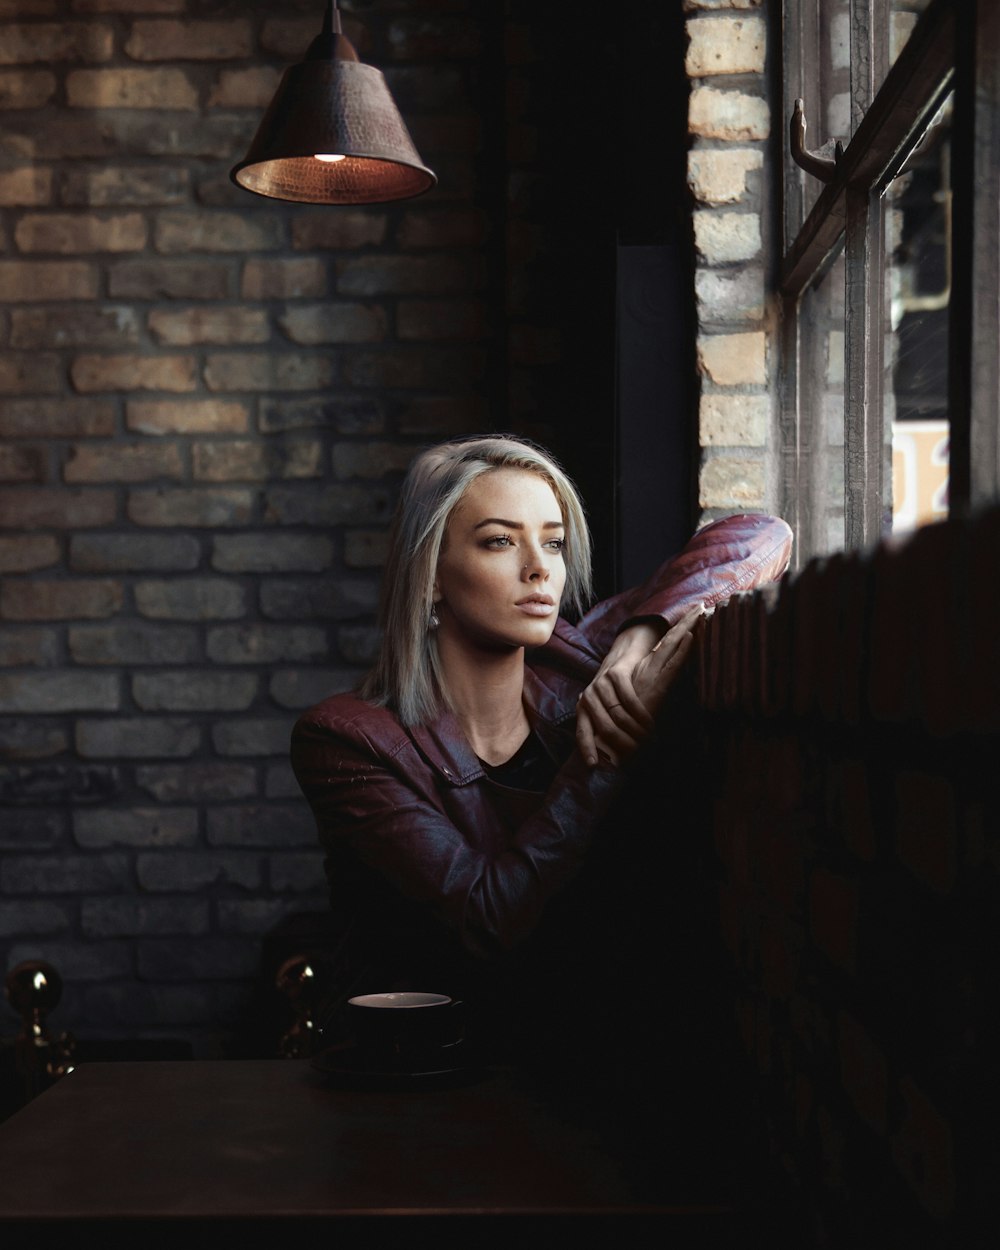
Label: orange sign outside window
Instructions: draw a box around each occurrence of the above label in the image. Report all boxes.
[891,419,949,534]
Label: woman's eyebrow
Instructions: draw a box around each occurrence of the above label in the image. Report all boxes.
[473,517,564,530]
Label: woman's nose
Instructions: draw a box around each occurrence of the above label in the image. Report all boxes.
[522,549,549,581]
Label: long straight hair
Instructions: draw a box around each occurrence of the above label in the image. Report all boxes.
[361,435,592,726]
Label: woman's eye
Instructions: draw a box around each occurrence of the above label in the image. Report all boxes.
[484,534,513,548]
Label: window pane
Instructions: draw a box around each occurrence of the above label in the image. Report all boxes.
[887,93,952,534]
[800,246,847,556]
[888,1,933,76]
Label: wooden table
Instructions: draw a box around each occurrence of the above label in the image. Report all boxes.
[0,1058,753,1244]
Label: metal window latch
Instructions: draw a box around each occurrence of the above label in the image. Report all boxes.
[790,98,844,184]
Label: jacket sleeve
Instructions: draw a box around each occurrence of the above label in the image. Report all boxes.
[572,512,792,658]
[291,707,624,960]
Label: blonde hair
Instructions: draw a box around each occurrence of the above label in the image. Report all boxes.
[361,435,592,726]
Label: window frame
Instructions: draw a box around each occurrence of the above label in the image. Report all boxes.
[778,0,999,566]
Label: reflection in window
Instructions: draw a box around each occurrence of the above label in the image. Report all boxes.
[886,93,952,534]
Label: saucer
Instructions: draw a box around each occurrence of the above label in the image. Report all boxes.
[310,1038,483,1089]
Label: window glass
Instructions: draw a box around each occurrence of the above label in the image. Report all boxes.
[887,92,952,534]
[801,246,847,555]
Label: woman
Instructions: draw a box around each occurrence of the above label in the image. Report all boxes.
[292,435,792,1058]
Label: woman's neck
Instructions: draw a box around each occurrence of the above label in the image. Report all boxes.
[435,633,529,765]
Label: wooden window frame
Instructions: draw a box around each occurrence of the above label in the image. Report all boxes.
[778,0,1000,565]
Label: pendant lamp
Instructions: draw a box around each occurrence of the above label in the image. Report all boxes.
[231,0,436,205]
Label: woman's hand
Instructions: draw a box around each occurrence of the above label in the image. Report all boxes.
[575,607,703,767]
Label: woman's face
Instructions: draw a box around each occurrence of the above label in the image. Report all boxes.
[433,468,567,654]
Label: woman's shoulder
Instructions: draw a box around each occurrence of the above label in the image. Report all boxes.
[293,689,409,756]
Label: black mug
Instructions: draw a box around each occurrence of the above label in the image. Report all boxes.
[347,992,464,1065]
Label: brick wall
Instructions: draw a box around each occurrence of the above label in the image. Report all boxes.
[0,0,506,1056]
[684,0,774,526]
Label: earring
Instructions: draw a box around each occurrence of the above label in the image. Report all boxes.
[428,605,440,631]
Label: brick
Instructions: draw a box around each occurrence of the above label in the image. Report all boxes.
[15,212,146,253]
[193,438,322,482]
[11,306,140,350]
[149,307,269,346]
[70,533,200,573]
[264,484,392,527]
[335,254,482,295]
[265,761,301,799]
[386,17,482,60]
[216,898,302,935]
[699,454,766,508]
[133,670,257,712]
[0,900,71,938]
[203,353,335,393]
[91,112,251,160]
[71,354,197,393]
[206,626,327,665]
[698,331,767,384]
[84,982,212,1030]
[0,445,44,482]
[685,15,765,76]
[137,936,259,981]
[344,346,484,389]
[0,260,97,301]
[207,66,280,108]
[694,210,762,264]
[397,298,487,340]
[128,487,253,528]
[270,669,358,710]
[0,488,116,529]
[260,577,377,622]
[77,717,200,759]
[69,622,199,665]
[0,23,113,64]
[397,209,486,249]
[332,441,417,480]
[0,760,119,805]
[695,267,765,323]
[136,852,259,892]
[0,69,57,109]
[0,628,59,667]
[0,720,67,762]
[74,806,198,849]
[208,804,315,847]
[700,394,770,446]
[808,868,858,972]
[259,15,322,60]
[397,394,487,435]
[125,19,253,60]
[0,166,53,206]
[155,211,284,254]
[269,852,326,893]
[689,87,770,141]
[73,0,186,11]
[291,212,386,251]
[135,762,257,803]
[67,67,196,108]
[212,533,332,574]
[1,399,114,440]
[0,853,128,894]
[838,1009,887,1135]
[81,897,208,938]
[109,259,229,299]
[259,395,383,435]
[127,399,248,435]
[383,64,467,112]
[278,303,386,346]
[345,530,389,569]
[688,148,763,204]
[1,579,122,621]
[134,578,246,621]
[0,535,59,574]
[241,258,326,300]
[212,719,294,758]
[336,625,379,665]
[65,442,183,482]
[0,807,65,848]
[62,164,190,208]
[891,1077,955,1219]
[0,353,62,393]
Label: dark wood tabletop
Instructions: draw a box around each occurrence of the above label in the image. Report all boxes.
[0,1057,753,1243]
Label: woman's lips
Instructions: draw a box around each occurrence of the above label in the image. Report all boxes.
[515,596,555,616]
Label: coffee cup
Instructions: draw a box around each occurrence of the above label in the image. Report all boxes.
[347,991,464,1064]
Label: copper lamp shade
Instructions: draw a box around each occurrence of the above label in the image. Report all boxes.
[231,2,436,205]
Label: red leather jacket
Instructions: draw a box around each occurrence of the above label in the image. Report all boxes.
[291,514,792,1013]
